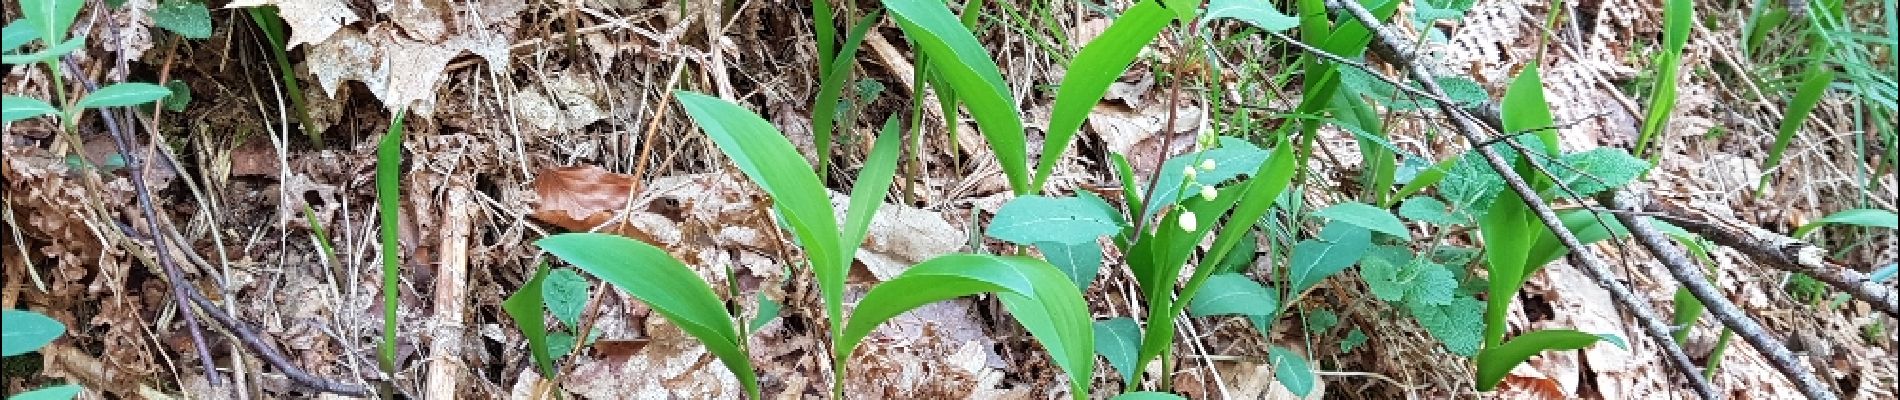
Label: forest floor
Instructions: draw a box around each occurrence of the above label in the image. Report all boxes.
[2,0,1895,399]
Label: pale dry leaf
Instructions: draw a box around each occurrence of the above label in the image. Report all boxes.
[827,192,964,281]
[226,0,361,49]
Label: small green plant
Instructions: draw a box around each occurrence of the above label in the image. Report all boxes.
[242,5,321,146]
[1632,0,1692,158]
[3,309,82,400]
[375,110,407,378]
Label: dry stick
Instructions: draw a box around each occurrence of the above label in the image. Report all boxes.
[1604,189,1842,399]
[424,184,475,400]
[64,58,221,389]
[1317,2,1726,399]
[1627,200,1898,317]
[62,59,372,399]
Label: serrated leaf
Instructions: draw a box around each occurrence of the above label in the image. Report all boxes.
[1405,261,1459,306]
[1314,201,1408,238]
[1094,317,1141,382]
[1037,241,1105,289]
[988,194,1126,245]
[1288,223,1372,293]
[7,384,81,400]
[76,83,173,109]
[2,309,66,357]
[1202,0,1298,32]
[1359,257,1407,301]
[1190,274,1278,317]
[1476,329,1613,391]
[2,95,58,123]
[1550,147,1649,196]
[151,1,212,39]
[1268,346,1316,396]
[1398,196,1468,225]
[537,233,758,398]
[1409,294,1484,356]
[541,268,588,328]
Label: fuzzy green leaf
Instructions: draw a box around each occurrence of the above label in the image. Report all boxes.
[541,268,589,328]
[1398,196,1468,225]
[151,1,212,39]
[1410,294,1485,356]
[1341,328,1369,352]
[538,233,757,398]
[1550,147,1650,197]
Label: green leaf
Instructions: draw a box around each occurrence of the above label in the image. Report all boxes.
[1409,294,1485,356]
[538,233,757,398]
[1398,196,1468,225]
[162,80,191,112]
[7,384,81,400]
[1,35,82,64]
[1501,65,1558,156]
[1304,309,1338,333]
[1,309,65,357]
[811,10,883,175]
[76,83,173,109]
[1141,137,1270,220]
[1112,392,1187,400]
[541,268,589,328]
[750,292,781,334]
[2,95,58,123]
[1760,66,1835,191]
[674,91,846,340]
[19,0,82,45]
[1037,241,1105,288]
[1341,328,1369,352]
[151,1,212,39]
[500,263,556,377]
[843,118,903,256]
[1093,317,1141,383]
[1268,346,1316,396]
[1189,274,1278,317]
[988,194,1126,245]
[1481,189,1536,348]
[1550,147,1650,197]
[1201,0,1299,31]
[1287,223,1372,294]
[841,254,1093,397]
[883,0,1030,193]
[375,110,407,374]
[1035,0,1171,190]
[1477,329,1613,391]
[1213,229,1260,274]
[2,19,38,53]
[1314,201,1408,238]
[547,331,576,359]
[1793,208,1899,238]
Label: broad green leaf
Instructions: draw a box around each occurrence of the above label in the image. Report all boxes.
[1793,208,1899,238]
[1112,392,1187,400]
[1481,189,1536,347]
[1141,137,1270,219]
[541,268,589,328]
[500,263,556,377]
[162,80,191,112]
[547,332,576,359]
[1037,241,1105,288]
[151,1,212,39]
[1267,346,1316,396]
[538,233,757,398]
[842,118,903,255]
[811,10,883,175]
[1094,317,1141,382]
[674,91,847,340]
[988,194,1126,245]
[1035,0,1171,190]
[1,309,65,356]
[19,0,82,44]
[840,254,1093,398]
[1,35,83,64]
[2,95,58,123]
[750,292,781,333]
[1409,294,1485,356]
[76,83,173,109]
[1549,147,1650,197]
[1501,65,1558,156]
[1202,0,1299,31]
[1182,143,1297,309]
[2,19,37,53]
[883,0,1030,193]
[375,110,407,374]
[1287,223,1372,294]
[7,384,81,400]
[1314,201,1408,238]
[1398,196,1468,225]
[1189,274,1278,317]
[1477,329,1612,391]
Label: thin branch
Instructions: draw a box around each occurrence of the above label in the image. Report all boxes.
[1604,189,1841,400]
[1317,2,1726,398]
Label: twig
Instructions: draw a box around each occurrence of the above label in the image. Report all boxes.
[1604,188,1841,400]
[1317,2,1725,398]
[63,57,223,388]
[1620,195,1898,317]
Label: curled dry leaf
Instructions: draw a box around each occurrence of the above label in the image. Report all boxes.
[530,166,666,245]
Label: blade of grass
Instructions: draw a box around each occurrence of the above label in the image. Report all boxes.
[812,10,883,174]
[375,109,407,375]
[1758,65,1835,195]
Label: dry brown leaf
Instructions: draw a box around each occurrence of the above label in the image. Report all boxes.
[225,0,361,49]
